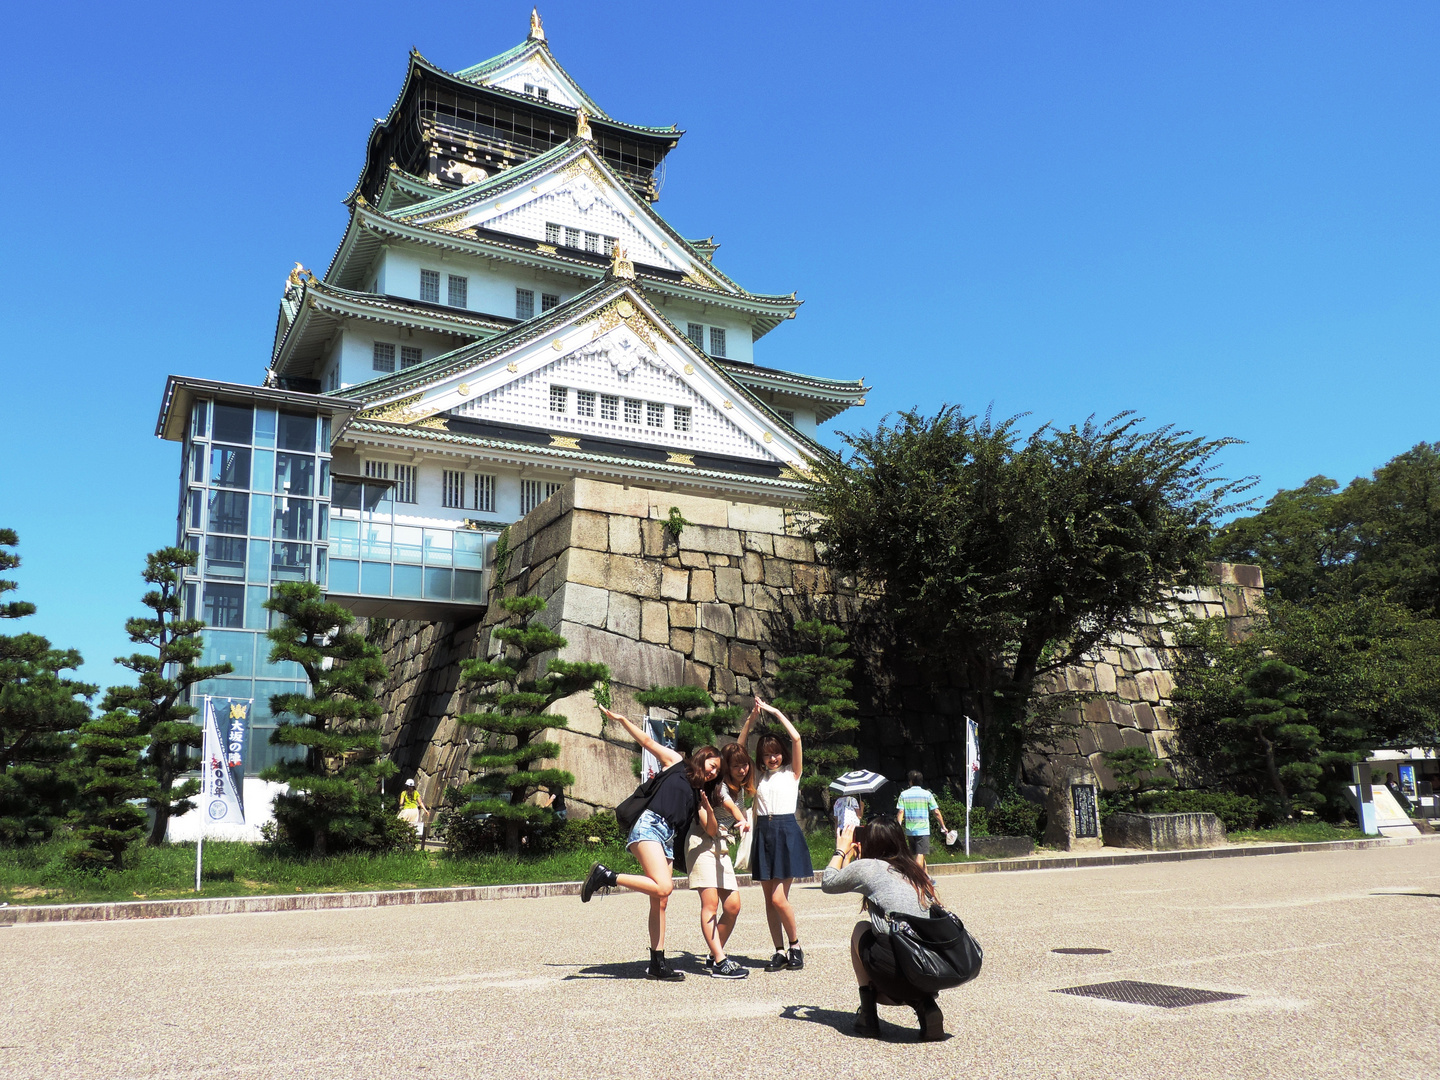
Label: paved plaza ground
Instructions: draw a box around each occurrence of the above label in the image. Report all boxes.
[2,843,1436,1080]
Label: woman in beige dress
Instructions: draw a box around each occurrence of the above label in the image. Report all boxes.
[686,742,753,979]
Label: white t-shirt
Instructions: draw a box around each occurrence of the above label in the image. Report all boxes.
[755,768,800,816]
[833,796,861,830]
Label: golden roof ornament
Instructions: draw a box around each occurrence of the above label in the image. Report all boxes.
[287,263,313,287]
[528,8,545,41]
[575,108,592,142]
[609,243,635,281]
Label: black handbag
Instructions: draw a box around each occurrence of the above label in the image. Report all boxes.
[880,903,983,994]
[616,762,683,833]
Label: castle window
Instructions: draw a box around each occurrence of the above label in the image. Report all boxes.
[550,385,568,413]
[442,470,466,509]
[585,232,602,253]
[538,87,549,99]
[646,402,664,429]
[545,222,562,245]
[542,292,560,312]
[401,346,422,369]
[521,479,563,515]
[394,465,417,504]
[576,390,595,418]
[448,275,468,307]
[686,323,704,348]
[565,227,582,248]
[372,342,395,373]
[624,399,642,425]
[523,83,535,95]
[473,474,495,513]
[420,269,440,304]
[709,327,727,358]
[600,395,619,421]
[674,406,691,433]
[516,288,535,319]
[778,409,795,426]
[364,461,390,481]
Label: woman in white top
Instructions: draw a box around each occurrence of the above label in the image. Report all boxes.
[736,696,813,973]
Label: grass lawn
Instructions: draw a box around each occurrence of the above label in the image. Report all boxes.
[0,840,642,906]
[1228,821,1367,844]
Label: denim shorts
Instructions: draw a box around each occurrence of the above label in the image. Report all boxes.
[626,808,676,861]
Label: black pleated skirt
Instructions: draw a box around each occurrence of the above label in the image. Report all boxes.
[752,813,813,880]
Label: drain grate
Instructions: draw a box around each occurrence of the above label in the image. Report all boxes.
[1055,980,1245,1008]
[1052,947,1111,955]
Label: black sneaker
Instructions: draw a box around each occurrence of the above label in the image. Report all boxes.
[646,956,685,982]
[580,862,615,903]
[711,958,749,980]
[787,946,804,970]
[764,950,789,972]
[702,956,714,970]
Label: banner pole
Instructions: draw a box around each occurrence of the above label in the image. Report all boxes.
[965,808,970,857]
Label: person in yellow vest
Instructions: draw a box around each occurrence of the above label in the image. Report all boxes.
[398,779,426,839]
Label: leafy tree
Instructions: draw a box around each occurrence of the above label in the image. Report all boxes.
[631,684,743,756]
[804,408,1249,789]
[454,596,609,853]
[100,548,232,845]
[66,710,154,870]
[1098,746,1175,814]
[770,619,858,808]
[1210,476,1352,605]
[0,529,94,844]
[260,582,398,855]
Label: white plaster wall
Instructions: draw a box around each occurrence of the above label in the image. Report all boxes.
[335,326,464,389]
[376,242,580,323]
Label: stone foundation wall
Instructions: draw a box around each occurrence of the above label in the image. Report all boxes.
[366,479,1263,814]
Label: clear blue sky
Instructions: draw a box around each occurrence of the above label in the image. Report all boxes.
[2,2,1437,693]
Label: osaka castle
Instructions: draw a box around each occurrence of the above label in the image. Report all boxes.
[153,11,867,771]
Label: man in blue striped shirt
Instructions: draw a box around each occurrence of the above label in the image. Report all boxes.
[895,771,949,870]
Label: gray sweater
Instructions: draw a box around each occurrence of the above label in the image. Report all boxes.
[821,859,931,933]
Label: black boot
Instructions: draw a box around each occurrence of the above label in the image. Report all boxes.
[854,985,880,1037]
[913,995,944,1041]
[646,949,685,982]
[580,862,616,903]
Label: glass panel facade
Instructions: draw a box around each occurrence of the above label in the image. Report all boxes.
[205,535,246,578]
[273,499,313,541]
[208,491,248,535]
[212,404,253,444]
[271,542,310,581]
[278,412,316,452]
[275,453,314,496]
[210,446,250,488]
[253,408,277,448]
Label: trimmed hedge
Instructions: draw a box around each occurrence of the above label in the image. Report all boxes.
[1140,791,1263,831]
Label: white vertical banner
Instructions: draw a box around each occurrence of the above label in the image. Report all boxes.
[201,696,250,826]
[964,716,981,856]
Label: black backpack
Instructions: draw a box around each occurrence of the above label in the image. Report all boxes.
[879,904,984,994]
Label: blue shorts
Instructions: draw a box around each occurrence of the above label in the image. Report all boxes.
[626,808,676,862]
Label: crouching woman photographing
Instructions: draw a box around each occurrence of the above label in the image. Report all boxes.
[580,705,722,983]
[823,818,979,1040]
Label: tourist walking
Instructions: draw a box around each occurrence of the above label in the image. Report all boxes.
[685,747,751,980]
[823,818,946,1041]
[397,779,426,839]
[895,771,950,870]
[737,696,812,972]
[580,706,722,982]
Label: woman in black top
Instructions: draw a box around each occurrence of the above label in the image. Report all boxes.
[581,706,722,982]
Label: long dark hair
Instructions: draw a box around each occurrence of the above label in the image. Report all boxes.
[859,818,936,905]
[685,745,721,791]
[720,742,755,796]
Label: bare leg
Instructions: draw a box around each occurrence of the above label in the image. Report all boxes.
[615,841,674,949]
[916,852,927,871]
[760,878,798,947]
[698,887,724,960]
[849,922,871,986]
[717,889,741,949]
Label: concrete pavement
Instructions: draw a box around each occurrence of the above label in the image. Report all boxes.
[2,844,1436,1079]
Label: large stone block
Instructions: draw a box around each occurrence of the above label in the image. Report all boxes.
[734,605,764,643]
[697,602,736,636]
[555,729,645,811]
[661,566,689,601]
[730,642,763,678]
[606,592,641,638]
[558,622,684,690]
[773,535,814,562]
[715,566,745,604]
[1093,664,1118,694]
[741,551,765,584]
[571,478,652,518]
[668,601,697,629]
[681,524,743,556]
[650,492,729,528]
[548,688,606,738]
[728,502,785,533]
[689,569,716,602]
[606,554,665,598]
[609,516,642,555]
[669,628,694,654]
[762,558,793,588]
[641,519,674,558]
[742,531,774,555]
[693,628,728,667]
[1102,812,1226,851]
[553,582,610,629]
[559,547,609,590]
[570,509,611,552]
[640,600,669,644]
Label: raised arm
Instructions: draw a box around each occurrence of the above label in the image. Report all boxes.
[760,701,803,778]
[695,789,718,837]
[734,696,763,752]
[600,707,684,769]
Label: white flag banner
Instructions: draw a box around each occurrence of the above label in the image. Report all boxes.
[201,696,250,826]
[965,716,981,811]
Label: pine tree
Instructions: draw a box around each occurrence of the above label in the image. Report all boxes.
[771,619,858,809]
[260,582,397,855]
[633,685,742,755]
[66,710,154,870]
[100,547,232,845]
[455,595,608,853]
[0,529,95,844]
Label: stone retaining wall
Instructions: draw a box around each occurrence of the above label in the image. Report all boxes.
[367,479,1263,815]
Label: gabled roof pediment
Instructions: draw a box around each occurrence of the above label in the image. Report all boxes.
[455,40,596,116]
[342,281,820,471]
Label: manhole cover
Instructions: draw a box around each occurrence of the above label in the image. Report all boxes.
[1052,947,1111,955]
[1054,980,1245,1008]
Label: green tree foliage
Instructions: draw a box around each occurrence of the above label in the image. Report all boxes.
[1172,599,1437,818]
[454,596,609,853]
[66,710,154,870]
[770,620,858,808]
[631,685,743,756]
[1213,443,1440,615]
[260,582,398,855]
[0,529,95,844]
[804,408,1248,788]
[100,548,232,845]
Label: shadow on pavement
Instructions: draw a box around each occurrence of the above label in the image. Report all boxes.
[556,959,654,980]
[780,1004,953,1043]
